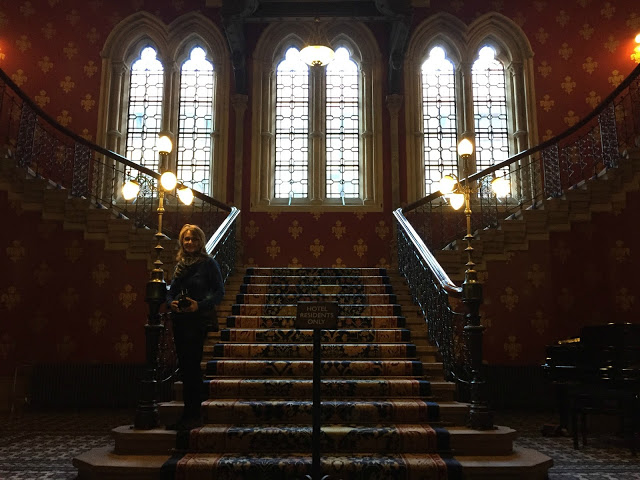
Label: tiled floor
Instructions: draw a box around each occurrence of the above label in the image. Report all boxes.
[0,409,638,479]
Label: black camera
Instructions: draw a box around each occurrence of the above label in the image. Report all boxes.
[176,290,191,311]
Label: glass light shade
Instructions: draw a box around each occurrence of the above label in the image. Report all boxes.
[299,45,335,66]
[491,176,511,197]
[160,171,177,191]
[449,193,465,210]
[438,175,457,194]
[177,186,194,205]
[457,138,474,157]
[635,33,640,43]
[157,135,173,155]
[122,180,140,200]
[458,138,473,157]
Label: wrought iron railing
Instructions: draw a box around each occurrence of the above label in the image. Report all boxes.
[396,62,640,388]
[0,67,236,247]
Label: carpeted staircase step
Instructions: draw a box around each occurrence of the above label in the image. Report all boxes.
[209,343,417,359]
[246,267,388,276]
[219,328,412,343]
[184,424,452,453]
[243,275,390,285]
[206,359,425,377]
[240,283,394,294]
[159,399,464,425]
[204,378,432,398]
[236,292,398,304]
[162,452,462,480]
[226,315,407,328]
[232,303,402,316]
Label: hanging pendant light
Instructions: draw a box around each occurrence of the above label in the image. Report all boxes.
[300,17,335,67]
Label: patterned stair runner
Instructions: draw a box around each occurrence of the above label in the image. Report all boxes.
[161,267,462,480]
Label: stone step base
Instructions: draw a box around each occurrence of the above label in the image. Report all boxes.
[73,444,552,480]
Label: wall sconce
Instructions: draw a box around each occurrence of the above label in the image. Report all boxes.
[300,17,335,67]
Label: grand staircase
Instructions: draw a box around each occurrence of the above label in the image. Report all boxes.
[435,148,640,282]
[74,267,552,479]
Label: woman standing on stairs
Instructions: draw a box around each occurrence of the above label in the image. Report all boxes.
[166,224,224,430]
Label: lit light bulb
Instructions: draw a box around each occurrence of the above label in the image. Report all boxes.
[300,45,335,66]
[157,135,173,155]
[160,171,177,191]
[449,193,465,210]
[491,176,510,197]
[177,186,194,205]
[122,180,140,200]
[457,138,474,157]
[438,175,457,194]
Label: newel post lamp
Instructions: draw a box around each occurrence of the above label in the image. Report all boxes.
[125,135,193,429]
[439,138,498,430]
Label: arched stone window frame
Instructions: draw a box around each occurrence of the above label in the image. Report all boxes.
[404,12,537,202]
[97,11,230,199]
[250,21,384,212]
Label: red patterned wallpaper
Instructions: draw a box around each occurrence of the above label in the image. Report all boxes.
[0,190,149,375]
[420,0,640,140]
[478,188,639,364]
[0,1,639,369]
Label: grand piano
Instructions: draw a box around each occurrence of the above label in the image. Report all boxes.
[542,323,640,452]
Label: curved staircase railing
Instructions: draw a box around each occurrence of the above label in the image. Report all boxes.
[395,63,640,396]
[0,67,236,259]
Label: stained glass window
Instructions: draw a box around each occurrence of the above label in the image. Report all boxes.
[326,47,359,199]
[472,46,509,178]
[421,46,457,195]
[126,46,164,171]
[275,47,309,199]
[178,46,215,194]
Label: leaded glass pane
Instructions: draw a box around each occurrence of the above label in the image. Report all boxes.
[326,47,359,199]
[421,46,457,195]
[126,46,164,171]
[178,46,214,194]
[472,46,509,179]
[275,48,309,199]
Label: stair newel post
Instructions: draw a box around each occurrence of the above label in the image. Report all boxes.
[459,142,493,431]
[133,135,177,430]
[439,139,495,431]
[462,258,493,430]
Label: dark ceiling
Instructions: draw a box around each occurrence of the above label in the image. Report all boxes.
[219,0,412,94]
[221,0,411,21]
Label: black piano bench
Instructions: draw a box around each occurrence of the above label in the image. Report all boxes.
[570,385,639,455]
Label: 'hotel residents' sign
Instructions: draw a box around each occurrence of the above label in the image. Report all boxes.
[295,301,338,329]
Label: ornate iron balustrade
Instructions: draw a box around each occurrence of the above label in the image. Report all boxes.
[394,209,464,383]
[0,67,236,246]
[396,63,640,405]
[403,63,640,252]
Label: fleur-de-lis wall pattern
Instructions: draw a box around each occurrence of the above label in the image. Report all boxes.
[0,1,639,371]
[0,190,148,373]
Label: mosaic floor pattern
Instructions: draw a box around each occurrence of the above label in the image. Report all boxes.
[1,409,639,479]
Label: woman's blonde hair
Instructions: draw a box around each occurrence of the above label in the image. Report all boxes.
[176,224,207,262]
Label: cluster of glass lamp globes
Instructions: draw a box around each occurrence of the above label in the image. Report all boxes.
[121,135,194,206]
[438,138,511,208]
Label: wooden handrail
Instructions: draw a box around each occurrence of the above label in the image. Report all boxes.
[393,208,462,297]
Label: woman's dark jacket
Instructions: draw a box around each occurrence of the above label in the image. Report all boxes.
[166,256,225,318]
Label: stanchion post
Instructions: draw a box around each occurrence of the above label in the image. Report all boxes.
[296,301,338,480]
